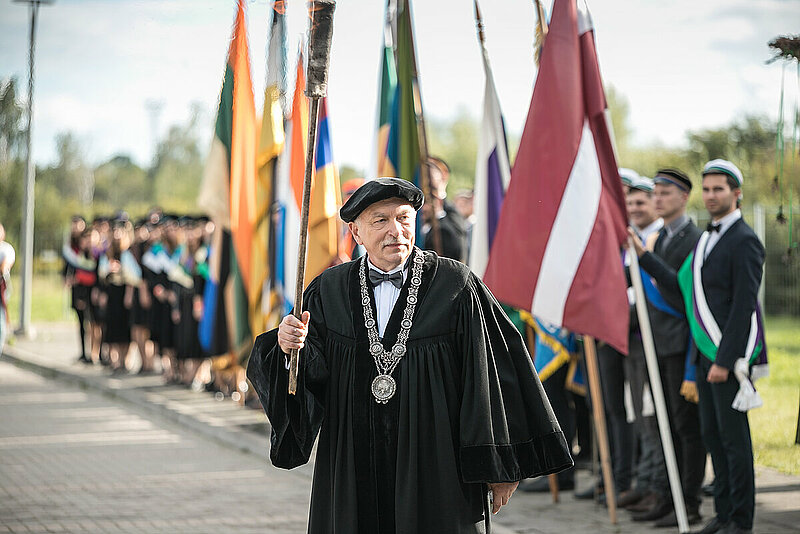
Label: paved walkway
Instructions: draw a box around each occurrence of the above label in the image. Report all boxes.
[2,322,799,533]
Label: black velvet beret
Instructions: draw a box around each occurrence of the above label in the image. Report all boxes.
[654,168,692,191]
[339,177,424,223]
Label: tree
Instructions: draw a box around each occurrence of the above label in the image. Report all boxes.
[0,78,25,244]
[428,107,479,194]
[150,103,206,212]
[0,77,23,165]
[93,154,150,212]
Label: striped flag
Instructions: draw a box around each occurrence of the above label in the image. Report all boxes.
[275,51,308,313]
[384,0,421,188]
[306,97,342,280]
[468,24,511,278]
[274,51,341,312]
[483,0,629,354]
[197,0,255,354]
[374,1,398,177]
[253,1,288,333]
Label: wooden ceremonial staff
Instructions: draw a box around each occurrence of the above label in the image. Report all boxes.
[627,238,690,533]
[288,0,336,395]
[582,335,618,524]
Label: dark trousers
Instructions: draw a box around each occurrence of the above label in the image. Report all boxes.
[542,364,575,484]
[697,357,754,529]
[627,342,667,494]
[597,344,634,492]
[659,352,706,511]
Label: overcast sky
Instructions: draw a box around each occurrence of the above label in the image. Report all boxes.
[1,0,797,174]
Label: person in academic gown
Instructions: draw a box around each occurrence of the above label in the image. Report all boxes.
[247,178,572,534]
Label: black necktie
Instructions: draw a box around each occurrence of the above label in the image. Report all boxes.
[707,222,721,233]
[369,269,404,289]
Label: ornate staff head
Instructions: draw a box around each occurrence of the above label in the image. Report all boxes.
[305,0,336,98]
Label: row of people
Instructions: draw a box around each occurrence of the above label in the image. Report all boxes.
[62,211,247,397]
[522,161,761,534]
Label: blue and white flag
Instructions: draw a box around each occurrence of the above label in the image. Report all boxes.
[468,38,511,278]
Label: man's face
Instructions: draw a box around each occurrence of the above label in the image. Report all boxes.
[349,198,416,271]
[626,190,657,228]
[702,174,739,219]
[654,183,688,220]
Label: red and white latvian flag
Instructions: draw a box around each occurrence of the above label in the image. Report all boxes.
[483,0,629,354]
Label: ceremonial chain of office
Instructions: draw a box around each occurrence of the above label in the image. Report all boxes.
[359,249,424,403]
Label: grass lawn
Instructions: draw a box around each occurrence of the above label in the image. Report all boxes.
[4,274,72,326]
[750,316,800,475]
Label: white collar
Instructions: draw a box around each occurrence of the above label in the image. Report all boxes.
[635,218,664,240]
[712,209,741,233]
[367,257,407,275]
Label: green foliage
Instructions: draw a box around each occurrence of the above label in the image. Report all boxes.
[428,107,479,194]
[339,164,362,182]
[0,77,24,164]
[93,155,152,210]
[0,158,24,245]
[150,103,205,213]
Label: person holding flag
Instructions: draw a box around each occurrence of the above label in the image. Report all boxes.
[637,168,706,528]
[631,160,766,534]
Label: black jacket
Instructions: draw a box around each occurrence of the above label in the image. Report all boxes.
[640,217,764,369]
[645,219,702,357]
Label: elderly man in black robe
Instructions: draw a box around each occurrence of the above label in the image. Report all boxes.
[247,178,572,534]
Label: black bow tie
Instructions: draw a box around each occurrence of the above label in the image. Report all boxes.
[707,222,722,233]
[369,269,404,289]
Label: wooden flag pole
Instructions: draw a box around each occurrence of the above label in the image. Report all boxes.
[627,238,690,533]
[288,0,336,395]
[583,335,617,524]
[288,97,320,395]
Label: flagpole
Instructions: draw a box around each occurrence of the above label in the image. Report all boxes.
[403,0,441,255]
[288,0,336,395]
[627,239,690,533]
[583,335,617,524]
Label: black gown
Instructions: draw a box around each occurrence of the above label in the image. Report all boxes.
[247,249,572,534]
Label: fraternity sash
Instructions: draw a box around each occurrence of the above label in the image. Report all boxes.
[676,232,768,410]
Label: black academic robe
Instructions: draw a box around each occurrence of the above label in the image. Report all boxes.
[247,249,572,534]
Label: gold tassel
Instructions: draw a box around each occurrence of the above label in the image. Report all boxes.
[680,380,699,404]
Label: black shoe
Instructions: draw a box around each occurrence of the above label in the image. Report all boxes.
[617,488,647,508]
[692,517,729,534]
[654,509,703,528]
[631,496,672,522]
[626,492,657,512]
[519,476,575,493]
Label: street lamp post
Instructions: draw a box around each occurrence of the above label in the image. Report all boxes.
[13,0,55,338]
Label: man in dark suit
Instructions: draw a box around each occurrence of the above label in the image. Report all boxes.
[641,169,706,528]
[633,160,763,534]
[421,157,469,263]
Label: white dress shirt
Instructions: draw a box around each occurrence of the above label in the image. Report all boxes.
[367,258,408,338]
[704,209,741,259]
